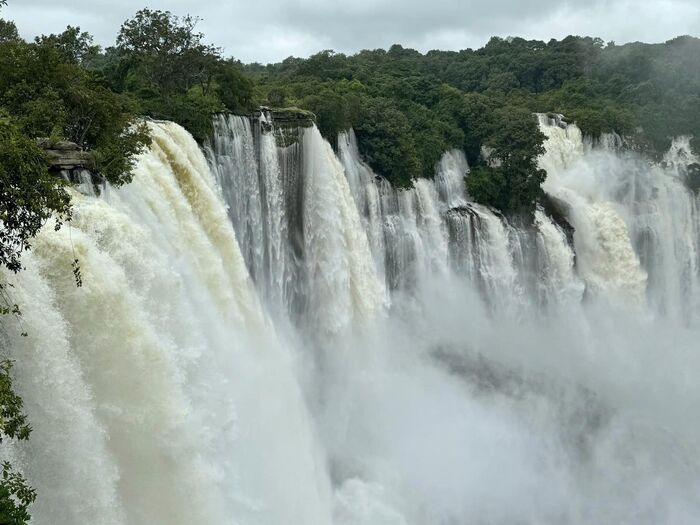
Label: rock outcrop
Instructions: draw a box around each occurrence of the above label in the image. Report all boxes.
[36,138,102,194]
[254,107,316,129]
[37,139,93,171]
[541,192,575,246]
[249,107,316,147]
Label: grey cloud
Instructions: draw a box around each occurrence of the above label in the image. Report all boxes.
[3,0,699,63]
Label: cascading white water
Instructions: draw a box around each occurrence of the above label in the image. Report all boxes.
[1,251,125,525]
[205,112,700,523]
[206,114,290,312]
[301,126,385,334]
[2,121,333,525]
[434,149,469,209]
[533,209,585,308]
[539,113,700,318]
[208,120,384,333]
[3,110,700,525]
[538,118,648,306]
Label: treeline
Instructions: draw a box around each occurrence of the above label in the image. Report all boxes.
[248,36,700,214]
[3,5,698,221]
[0,7,259,272]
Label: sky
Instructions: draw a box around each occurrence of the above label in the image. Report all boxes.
[3,0,700,64]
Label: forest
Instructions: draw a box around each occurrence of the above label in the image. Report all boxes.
[1,6,699,221]
[249,36,700,213]
[0,3,699,520]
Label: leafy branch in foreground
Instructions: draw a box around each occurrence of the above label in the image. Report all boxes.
[0,359,35,525]
[0,112,71,274]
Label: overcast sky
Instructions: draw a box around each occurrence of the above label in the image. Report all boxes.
[3,0,699,63]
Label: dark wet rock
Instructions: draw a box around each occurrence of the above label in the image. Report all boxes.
[685,163,700,194]
[541,193,575,247]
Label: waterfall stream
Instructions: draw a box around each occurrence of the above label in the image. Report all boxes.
[2,113,700,524]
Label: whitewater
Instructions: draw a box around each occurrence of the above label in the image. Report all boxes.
[2,112,700,524]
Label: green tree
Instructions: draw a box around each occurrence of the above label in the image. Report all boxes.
[35,26,100,65]
[0,360,35,525]
[266,87,287,108]
[465,166,507,208]
[116,9,221,95]
[112,8,255,140]
[467,108,546,215]
[0,112,71,274]
[0,19,19,44]
[354,97,420,187]
[215,59,254,113]
[0,38,150,185]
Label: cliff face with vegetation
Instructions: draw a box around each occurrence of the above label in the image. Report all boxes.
[247,36,700,215]
[3,6,698,220]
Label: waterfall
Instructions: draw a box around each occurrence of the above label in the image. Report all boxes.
[207,119,384,333]
[1,251,124,525]
[533,209,585,308]
[2,121,333,525]
[301,126,385,334]
[3,111,700,525]
[539,114,700,318]
[205,112,700,523]
[434,149,469,208]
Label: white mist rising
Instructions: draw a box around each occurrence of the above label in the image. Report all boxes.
[3,114,700,524]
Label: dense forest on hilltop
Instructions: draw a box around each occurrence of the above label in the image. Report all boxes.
[249,36,700,212]
[0,2,699,521]
[1,5,698,220]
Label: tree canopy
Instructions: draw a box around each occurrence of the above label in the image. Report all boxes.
[248,36,700,216]
[103,8,254,141]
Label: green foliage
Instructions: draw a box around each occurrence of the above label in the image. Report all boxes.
[92,122,150,186]
[265,87,287,107]
[299,88,356,148]
[354,97,420,187]
[116,9,221,94]
[0,112,71,274]
[252,35,700,216]
[686,163,700,194]
[0,462,36,525]
[215,59,254,113]
[152,90,223,144]
[0,19,19,44]
[401,100,463,178]
[467,108,547,215]
[35,26,101,65]
[0,38,150,186]
[465,166,506,208]
[0,360,35,525]
[107,8,255,141]
[0,360,30,442]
